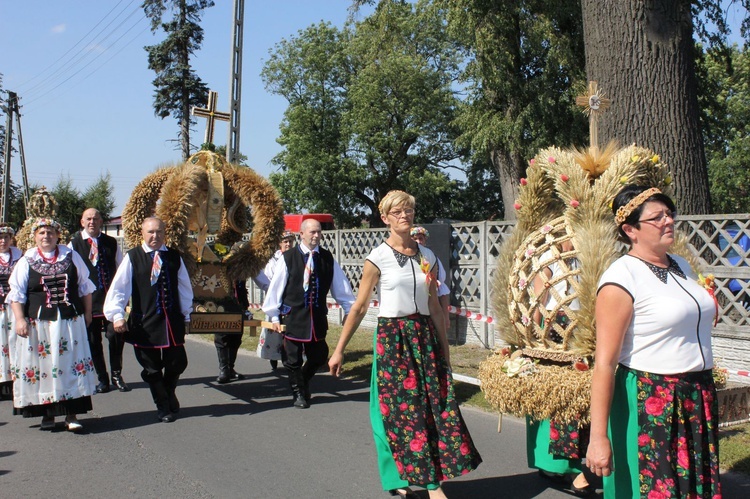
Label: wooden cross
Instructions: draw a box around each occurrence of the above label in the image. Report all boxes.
[191,91,230,146]
[575,81,612,150]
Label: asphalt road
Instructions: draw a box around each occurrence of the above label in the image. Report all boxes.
[1,337,748,498]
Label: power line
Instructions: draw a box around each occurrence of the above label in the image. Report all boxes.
[17,0,135,92]
[21,15,149,112]
[19,1,142,98]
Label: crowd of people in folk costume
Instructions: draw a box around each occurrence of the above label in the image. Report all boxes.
[0,185,722,498]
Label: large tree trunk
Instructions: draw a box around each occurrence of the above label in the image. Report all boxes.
[491,148,523,221]
[580,0,711,214]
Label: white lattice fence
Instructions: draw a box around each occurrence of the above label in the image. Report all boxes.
[212,214,750,383]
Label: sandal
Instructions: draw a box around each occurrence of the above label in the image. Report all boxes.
[65,415,83,432]
[389,488,420,499]
[569,483,594,497]
[568,472,593,497]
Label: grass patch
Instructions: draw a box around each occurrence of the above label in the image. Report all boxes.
[719,423,750,474]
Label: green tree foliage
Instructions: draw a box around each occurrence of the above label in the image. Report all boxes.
[52,176,85,234]
[5,181,34,229]
[263,1,467,227]
[143,0,214,160]
[214,145,248,167]
[440,0,588,220]
[698,44,750,213]
[82,172,116,221]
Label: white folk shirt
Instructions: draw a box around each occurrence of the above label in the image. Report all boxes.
[367,243,439,318]
[597,254,715,374]
[67,229,124,266]
[262,242,355,323]
[102,243,193,324]
[5,245,96,305]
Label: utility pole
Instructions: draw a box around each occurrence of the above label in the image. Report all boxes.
[1,91,31,223]
[1,92,16,222]
[226,0,244,164]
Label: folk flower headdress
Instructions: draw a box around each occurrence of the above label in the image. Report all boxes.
[30,217,61,234]
[614,187,661,225]
[410,226,429,238]
[0,224,15,235]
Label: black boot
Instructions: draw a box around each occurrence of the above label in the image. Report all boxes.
[163,374,180,414]
[228,346,244,381]
[111,371,131,392]
[146,377,174,423]
[288,370,309,409]
[216,347,230,384]
[302,364,317,404]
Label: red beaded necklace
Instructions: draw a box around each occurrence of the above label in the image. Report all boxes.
[0,252,10,267]
[37,246,59,264]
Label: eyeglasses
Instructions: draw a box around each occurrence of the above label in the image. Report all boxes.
[388,209,415,219]
[638,210,676,226]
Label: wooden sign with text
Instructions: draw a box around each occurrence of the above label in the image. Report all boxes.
[190,313,244,334]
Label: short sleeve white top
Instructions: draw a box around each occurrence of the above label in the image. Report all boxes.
[597,254,715,374]
[366,243,438,318]
[539,249,580,311]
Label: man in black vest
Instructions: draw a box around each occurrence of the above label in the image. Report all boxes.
[263,219,355,409]
[69,208,129,393]
[103,217,194,423]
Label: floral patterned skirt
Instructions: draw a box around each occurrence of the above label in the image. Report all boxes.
[526,417,584,475]
[606,365,721,498]
[369,315,482,490]
[12,316,97,416]
[1,308,15,390]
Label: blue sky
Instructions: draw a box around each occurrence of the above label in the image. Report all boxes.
[1,0,369,215]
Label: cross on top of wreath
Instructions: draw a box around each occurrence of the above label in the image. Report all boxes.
[192,90,230,146]
[575,81,612,150]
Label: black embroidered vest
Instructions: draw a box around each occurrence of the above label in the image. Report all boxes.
[70,231,118,316]
[125,246,186,348]
[281,246,334,341]
[26,250,84,321]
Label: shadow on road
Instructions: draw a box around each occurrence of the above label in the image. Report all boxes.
[84,369,371,433]
[443,472,603,498]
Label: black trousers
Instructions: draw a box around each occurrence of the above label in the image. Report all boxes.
[133,345,188,384]
[87,315,124,382]
[282,337,329,379]
[213,332,242,351]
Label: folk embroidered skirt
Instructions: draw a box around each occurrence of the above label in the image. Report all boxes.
[526,417,584,475]
[0,307,15,395]
[605,365,721,498]
[369,314,482,491]
[12,315,96,417]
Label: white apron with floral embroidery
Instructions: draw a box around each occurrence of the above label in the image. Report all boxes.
[12,315,96,408]
[0,308,15,385]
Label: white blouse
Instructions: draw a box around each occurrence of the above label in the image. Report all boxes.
[5,245,96,305]
[598,254,715,374]
[367,243,438,318]
[538,249,580,311]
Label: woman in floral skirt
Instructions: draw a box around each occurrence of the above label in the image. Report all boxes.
[587,185,721,497]
[329,190,482,499]
[7,218,97,431]
[0,223,22,399]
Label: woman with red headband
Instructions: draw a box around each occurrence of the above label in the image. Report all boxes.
[587,185,720,497]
